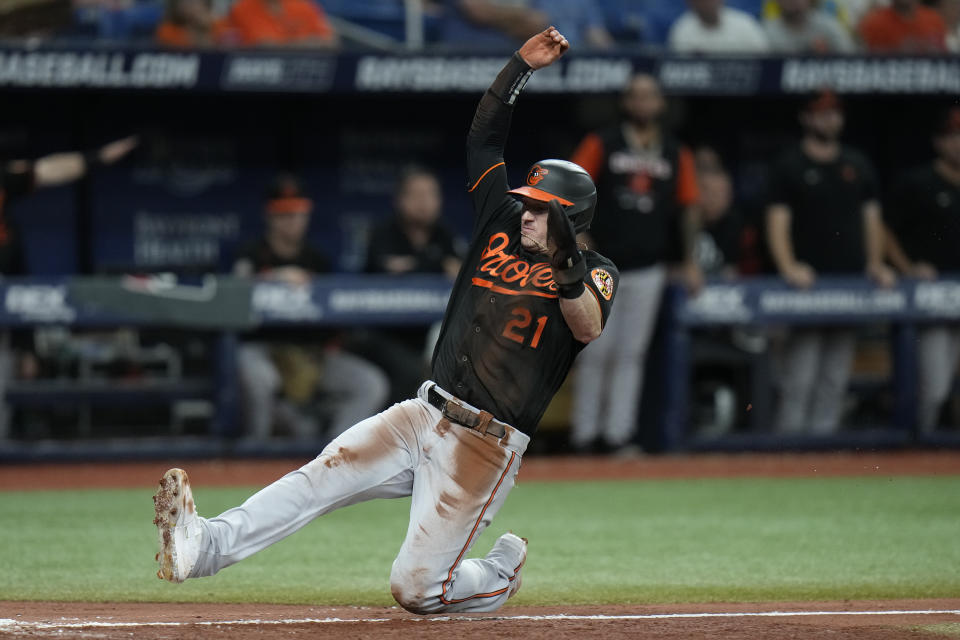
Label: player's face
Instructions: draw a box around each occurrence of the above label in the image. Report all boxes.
[396,174,442,226]
[519,197,550,254]
[622,75,664,125]
[267,211,310,243]
[801,107,844,141]
[935,132,960,168]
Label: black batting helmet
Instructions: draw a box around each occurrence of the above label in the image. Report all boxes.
[507,159,597,233]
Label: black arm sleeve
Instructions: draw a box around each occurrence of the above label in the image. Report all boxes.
[465,53,533,219]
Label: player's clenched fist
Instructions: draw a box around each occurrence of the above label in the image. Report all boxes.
[518,27,569,70]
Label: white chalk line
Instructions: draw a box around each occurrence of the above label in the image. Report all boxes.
[1,609,959,630]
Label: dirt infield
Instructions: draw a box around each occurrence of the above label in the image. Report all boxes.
[2,449,959,491]
[2,451,958,638]
[2,600,959,639]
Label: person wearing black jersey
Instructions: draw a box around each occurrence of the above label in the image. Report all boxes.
[885,107,960,432]
[568,72,702,454]
[152,28,618,615]
[233,174,389,440]
[765,90,896,435]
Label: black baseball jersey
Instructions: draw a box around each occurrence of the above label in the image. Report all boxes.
[765,143,879,274]
[430,57,619,437]
[570,127,699,270]
[887,163,960,272]
[235,238,330,275]
[364,216,464,274]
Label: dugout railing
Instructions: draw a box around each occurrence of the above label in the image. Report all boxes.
[0,274,957,461]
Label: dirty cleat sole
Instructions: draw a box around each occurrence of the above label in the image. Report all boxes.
[152,468,201,583]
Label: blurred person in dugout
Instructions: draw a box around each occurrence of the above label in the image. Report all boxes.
[233,174,388,440]
[225,0,339,48]
[355,165,465,405]
[0,136,137,438]
[765,90,895,435]
[884,107,960,433]
[692,147,747,280]
[689,147,769,437]
[567,73,703,455]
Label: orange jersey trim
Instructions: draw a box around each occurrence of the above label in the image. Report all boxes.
[570,132,605,180]
[472,277,559,299]
[676,147,699,206]
[440,451,517,605]
[468,162,505,193]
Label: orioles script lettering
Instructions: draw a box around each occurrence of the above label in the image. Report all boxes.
[473,232,558,297]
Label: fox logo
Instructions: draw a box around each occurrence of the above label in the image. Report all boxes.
[527,165,549,186]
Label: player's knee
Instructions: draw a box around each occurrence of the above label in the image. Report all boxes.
[389,566,435,615]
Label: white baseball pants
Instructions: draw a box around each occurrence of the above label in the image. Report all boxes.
[189,381,529,614]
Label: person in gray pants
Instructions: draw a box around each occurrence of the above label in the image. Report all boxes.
[765,91,896,434]
[885,107,960,432]
[234,175,388,439]
[568,73,703,454]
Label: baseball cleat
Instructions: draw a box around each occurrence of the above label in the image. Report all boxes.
[491,532,528,599]
[509,536,528,599]
[152,468,202,583]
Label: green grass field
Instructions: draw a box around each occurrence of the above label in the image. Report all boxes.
[1,476,959,606]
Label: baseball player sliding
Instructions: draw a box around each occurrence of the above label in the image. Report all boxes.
[153,27,618,614]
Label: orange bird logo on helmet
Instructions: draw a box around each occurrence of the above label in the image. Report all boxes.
[526,164,549,186]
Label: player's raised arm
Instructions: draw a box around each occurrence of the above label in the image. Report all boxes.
[465,27,569,213]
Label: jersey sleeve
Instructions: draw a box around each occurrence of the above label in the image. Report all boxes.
[582,252,619,328]
[569,133,605,181]
[675,146,699,206]
[466,53,533,226]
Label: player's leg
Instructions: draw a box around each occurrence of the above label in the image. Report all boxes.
[597,265,666,448]
[388,394,529,614]
[808,329,856,434]
[917,325,954,432]
[155,398,433,582]
[236,343,282,439]
[318,349,390,437]
[773,329,822,434]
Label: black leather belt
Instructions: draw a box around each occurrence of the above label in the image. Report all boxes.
[426,384,507,438]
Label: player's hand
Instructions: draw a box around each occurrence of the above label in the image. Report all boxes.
[98,135,139,165]
[907,261,938,280]
[866,262,897,288]
[547,199,586,298]
[547,199,579,270]
[518,27,569,70]
[783,262,816,289]
[271,266,312,286]
[383,255,417,274]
